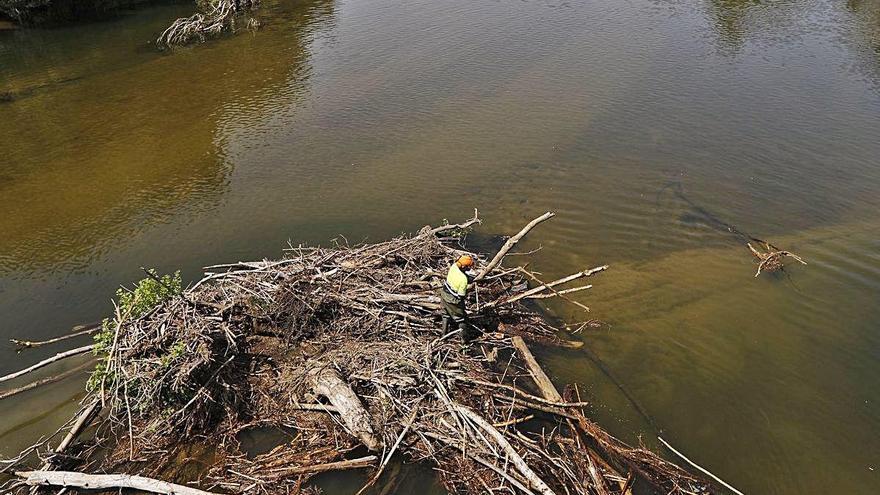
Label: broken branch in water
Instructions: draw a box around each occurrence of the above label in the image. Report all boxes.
[657,437,745,495]
[660,181,807,277]
[0,345,93,384]
[11,323,100,350]
[747,241,807,277]
[430,208,481,235]
[0,360,95,401]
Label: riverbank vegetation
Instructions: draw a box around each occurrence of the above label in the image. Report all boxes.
[0,0,259,47]
[1,212,713,495]
[0,0,150,25]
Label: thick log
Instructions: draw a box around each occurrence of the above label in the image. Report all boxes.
[310,366,382,451]
[0,345,94,384]
[16,470,218,495]
[474,212,555,282]
[511,336,562,402]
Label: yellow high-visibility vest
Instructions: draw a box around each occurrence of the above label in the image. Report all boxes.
[445,264,468,297]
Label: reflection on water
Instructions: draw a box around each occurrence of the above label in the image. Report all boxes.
[0,0,336,456]
[1,0,880,493]
[701,0,880,86]
[0,0,336,275]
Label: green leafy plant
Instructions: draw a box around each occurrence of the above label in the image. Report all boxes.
[87,270,182,392]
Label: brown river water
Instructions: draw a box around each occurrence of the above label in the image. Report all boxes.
[1,0,879,493]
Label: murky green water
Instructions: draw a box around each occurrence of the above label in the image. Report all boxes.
[2,0,879,492]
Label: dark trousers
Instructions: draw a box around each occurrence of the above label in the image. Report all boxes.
[438,289,479,342]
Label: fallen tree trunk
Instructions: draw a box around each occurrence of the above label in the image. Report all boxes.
[310,366,382,451]
[511,336,562,402]
[15,470,218,495]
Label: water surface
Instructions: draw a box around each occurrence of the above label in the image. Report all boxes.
[2,0,879,493]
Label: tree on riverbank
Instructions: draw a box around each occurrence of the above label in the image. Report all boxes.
[0,0,259,46]
[0,0,150,25]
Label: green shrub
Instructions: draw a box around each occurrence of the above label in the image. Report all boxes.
[87,269,182,392]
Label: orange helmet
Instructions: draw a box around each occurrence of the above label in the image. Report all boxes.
[456,255,475,268]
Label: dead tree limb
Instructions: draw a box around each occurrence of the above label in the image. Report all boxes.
[657,437,744,495]
[0,345,93,384]
[474,212,555,282]
[747,242,807,277]
[40,400,102,472]
[11,324,100,350]
[262,456,378,479]
[15,471,218,495]
[486,265,607,308]
[455,405,557,495]
[430,208,481,235]
[0,360,94,401]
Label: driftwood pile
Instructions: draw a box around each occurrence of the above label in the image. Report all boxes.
[2,212,713,495]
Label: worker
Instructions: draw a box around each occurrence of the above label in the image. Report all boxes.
[439,254,480,342]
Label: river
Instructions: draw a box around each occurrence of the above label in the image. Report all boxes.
[1,0,879,493]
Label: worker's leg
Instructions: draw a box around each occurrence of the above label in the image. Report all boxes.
[438,290,460,334]
[452,299,481,343]
[439,290,473,341]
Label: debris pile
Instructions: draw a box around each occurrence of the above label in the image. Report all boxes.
[2,212,712,495]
